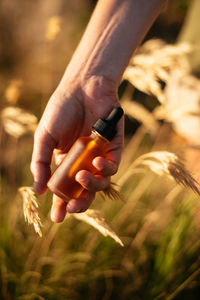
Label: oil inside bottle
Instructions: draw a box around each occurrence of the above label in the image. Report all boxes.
[47,131,108,199]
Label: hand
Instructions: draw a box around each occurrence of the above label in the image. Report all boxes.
[31,75,124,222]
[30,0,164,223]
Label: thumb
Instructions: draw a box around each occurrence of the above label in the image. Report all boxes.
[30,125,56,194]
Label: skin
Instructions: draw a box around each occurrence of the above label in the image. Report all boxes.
[31,0,166,222]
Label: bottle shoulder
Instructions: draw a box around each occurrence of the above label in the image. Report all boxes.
[77,132,108,145]
[76,135,93,146]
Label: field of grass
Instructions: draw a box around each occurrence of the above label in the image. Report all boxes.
[1,1,200,299]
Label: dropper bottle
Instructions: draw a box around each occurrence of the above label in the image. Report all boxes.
[47,107,124,200]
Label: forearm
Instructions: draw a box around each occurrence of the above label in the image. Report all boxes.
[64,0,166,85]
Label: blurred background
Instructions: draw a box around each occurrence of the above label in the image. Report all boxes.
[1,0,200,299]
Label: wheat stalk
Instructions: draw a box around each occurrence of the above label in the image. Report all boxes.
[18,184,123,244]
[131,151,200,195]
[123,39,192,103]
[154,70,200,143]
[73,209,124,247]
[4,79,23,105]
[98,182,123,202]
[46,16,62,41]
[1,106,38,138]
[18,186,43,237]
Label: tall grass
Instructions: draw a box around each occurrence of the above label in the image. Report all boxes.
[1,1,200,299]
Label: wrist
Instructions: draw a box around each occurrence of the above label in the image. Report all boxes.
[63,0,166,86]
[81,75,118,100]
[81,75,121,121]
[57,70,119,109]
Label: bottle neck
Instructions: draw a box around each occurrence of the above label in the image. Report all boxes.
[90,130,109,144]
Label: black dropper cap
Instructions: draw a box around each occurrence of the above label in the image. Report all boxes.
[92,107,123,141]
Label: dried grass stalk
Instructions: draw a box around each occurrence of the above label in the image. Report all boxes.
[124,66,165,103]
[18,186,43,237]
[123,39,192,103]
[4,79,23,105]
[98,182,123,202]
[1,106,38,138]
[18,184,122,243]
[73,209,124,247]
[154,70,200,143]
[131,151,200,195]
[46,16,62,41]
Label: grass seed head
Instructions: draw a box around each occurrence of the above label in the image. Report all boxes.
[18,186,43,237]
[98,182,123,202]
[73,209,124,247]
[1,106,38,138]
[132,151,200,195]
[46,16,62,41]
[123,39,192,104]
[4,79,23,105]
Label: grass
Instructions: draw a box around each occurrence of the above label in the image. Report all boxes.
[1,124,200,299]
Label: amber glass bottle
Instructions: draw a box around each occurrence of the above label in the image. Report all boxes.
[47,107,123,200]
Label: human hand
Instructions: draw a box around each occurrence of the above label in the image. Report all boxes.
[31,75,124,222]
[30,0,165,223]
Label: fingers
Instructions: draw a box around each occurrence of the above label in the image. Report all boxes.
[31,125,57,194]
[75,170,110,192]
[74,156,117,193]
[51,163,112,221]
[50,191,95,222]
[50,155,120,221]
[51,195,67,222]
[92,156,118,177]
[66,191,95,213]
